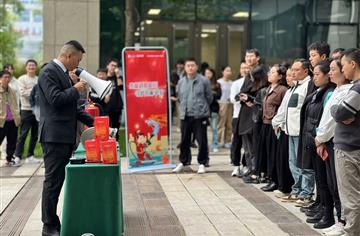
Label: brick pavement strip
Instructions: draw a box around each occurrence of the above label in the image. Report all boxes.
[219,172,321,236]
[158,173,289,236]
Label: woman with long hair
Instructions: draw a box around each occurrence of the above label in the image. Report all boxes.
[314,59,350,234]
[297,60,336,229]
[272,68,296,197]
[205,68,222,153]
[257,64,288,191]
[236,65,268,182]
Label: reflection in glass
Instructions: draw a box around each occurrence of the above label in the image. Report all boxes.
[228,25,245,77]
[201,24,217,69]
[308,25,357,50]
[173,24,189,66]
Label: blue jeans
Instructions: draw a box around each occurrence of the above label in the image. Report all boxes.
[211,112,219,149]
[288,136,315,198]
[288,136,302,196]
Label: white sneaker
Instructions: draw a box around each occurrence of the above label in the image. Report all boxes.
[25,156,40,164]
[172,163,184,173]
[325,223,346,236]
[224,143,231,149]
[323,224,339,233]
[197,164,206,174]
[13,156,21,165]
[231,166,240,177]
[212,148,219,153]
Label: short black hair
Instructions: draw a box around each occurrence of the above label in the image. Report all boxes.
[246,48,260,57]
[315,59,332,75]
[176,58,185,65]
[184,57,197,65]
[107,58,119,66]
[343,48,360,67]
[332,48,345,54]
[25,59,38,66]
[293,58,311,72]
[65,40,86,53]
[3,64,14,70]
[0,70,11,77]
[97,68,108,74]
[308,41,330,58]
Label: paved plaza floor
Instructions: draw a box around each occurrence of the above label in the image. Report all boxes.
[0,127,321,236]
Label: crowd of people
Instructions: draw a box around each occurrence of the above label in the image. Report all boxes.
[0,40,359,236]
[170,43,359,236]
[0,58,124,167]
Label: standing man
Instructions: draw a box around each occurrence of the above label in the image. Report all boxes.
[106,58,123,140]
[331,48,360,236]
[13,59,40,164]
[281,59,314,202]
[38,40,93,236]
[1,64,19,160]
[230,61,250,176]
[0,71,20,167]
[245,48,260,70]
[173,57,213,174]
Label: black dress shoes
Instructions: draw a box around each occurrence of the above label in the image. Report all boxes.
[261,182,277,192]
[306,211,323,223]
[300,201,320,213]
[313,216,335,229]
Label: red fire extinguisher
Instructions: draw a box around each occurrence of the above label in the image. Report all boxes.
[85,101,100,118]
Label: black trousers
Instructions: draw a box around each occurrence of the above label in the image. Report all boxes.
[242,133,255,172]
[41,142,73,230]
[276,131,294,193]
[179,116,208,165]
[325,141,342,220]
[108,110,121,140]
[312,147,333,214]
[14,110,38,157]
[0,121,18,162]
[231,118,243,166]
[257,124,278,183]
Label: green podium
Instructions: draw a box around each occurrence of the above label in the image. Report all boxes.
[60,145,123,236]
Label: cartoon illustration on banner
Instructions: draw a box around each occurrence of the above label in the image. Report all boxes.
[123,49,172,170]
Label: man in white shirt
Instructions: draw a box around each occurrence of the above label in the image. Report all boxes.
[230,62,249,176]
[13,59,40,164]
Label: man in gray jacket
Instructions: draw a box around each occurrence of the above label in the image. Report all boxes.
[331,48,360,236]
[173,57,213,174]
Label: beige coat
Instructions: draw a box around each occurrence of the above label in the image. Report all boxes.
[0,86,21,128]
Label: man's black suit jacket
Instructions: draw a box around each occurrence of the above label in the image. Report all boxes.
[38,60,93,144]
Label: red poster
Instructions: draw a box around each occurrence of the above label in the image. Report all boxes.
[123,48,174,172]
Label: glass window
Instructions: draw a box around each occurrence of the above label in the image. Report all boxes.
[307,25,358,50]
[200,24,217,68]
[305,0,359,23]
[100,0,125,67]
[228,25,246,75]
[196,0,249,21]
[251,0,306,64]
[173,24,190,64]
[141,0,195,21]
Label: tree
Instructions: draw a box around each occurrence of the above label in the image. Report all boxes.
[124,0,135,46]
[0,0,23,68]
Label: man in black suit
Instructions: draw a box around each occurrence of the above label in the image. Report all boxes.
[38,40,94,236]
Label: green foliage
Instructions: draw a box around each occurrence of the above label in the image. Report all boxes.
[0,0,24,68]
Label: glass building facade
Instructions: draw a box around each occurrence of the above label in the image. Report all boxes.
[100,0,359,71]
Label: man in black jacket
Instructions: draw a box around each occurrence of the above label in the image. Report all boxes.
[38,40,94,236]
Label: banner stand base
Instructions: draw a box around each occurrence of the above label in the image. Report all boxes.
[126,164,176,173]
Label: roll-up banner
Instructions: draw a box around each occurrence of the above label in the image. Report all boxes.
[122,47,175,173]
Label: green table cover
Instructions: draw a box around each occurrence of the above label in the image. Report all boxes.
[61,148,123,236]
